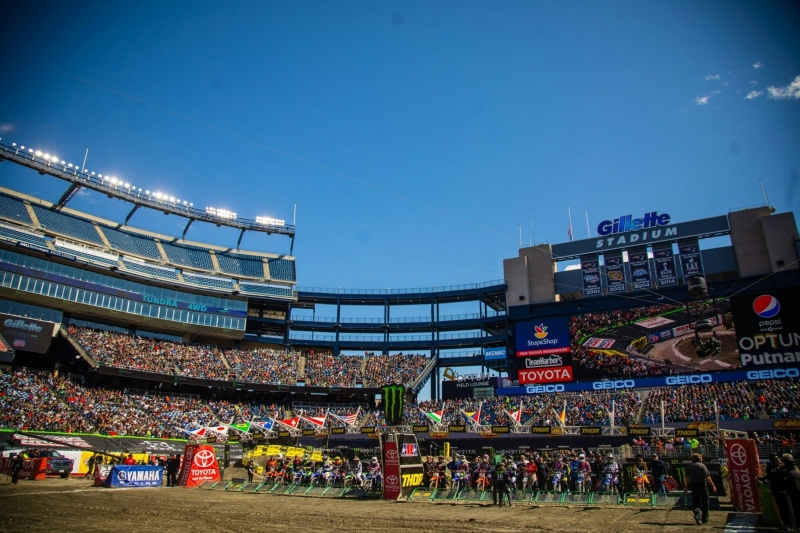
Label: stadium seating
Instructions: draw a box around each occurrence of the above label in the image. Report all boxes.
[239,283,293,297]
[0,192,33,225]
[216,251,264,278]
[31,205,105,246]
[0,224,49,247]
[54,244,119,266]
[121,259,180,280]
[100,225,163,260]
[267,257,296,281]
[181,273,235,291]
[160,240,214,270]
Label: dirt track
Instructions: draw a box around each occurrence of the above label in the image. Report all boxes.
[0,477,754,533]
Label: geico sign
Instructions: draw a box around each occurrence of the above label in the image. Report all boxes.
[746,368,800,380]
[665,374,712,385]
[525,384,565,394]
[593,379,635,390]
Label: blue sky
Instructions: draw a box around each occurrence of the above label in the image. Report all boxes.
[1,0,799,295]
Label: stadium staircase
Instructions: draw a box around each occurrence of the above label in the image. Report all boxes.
[357,410,373,427]
[634,389,650,424]
[154,240,170,262]
[297,355,306,379]
[94,225,112,248]
[359,357,368,375]
[409,354,438,394]
[59,325,99,368]
[24,203,39,227]
[209,251,221,273]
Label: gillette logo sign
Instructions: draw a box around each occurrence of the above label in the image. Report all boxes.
[598,212,671,236]
[4,319,43,333]
[516,317,571,357]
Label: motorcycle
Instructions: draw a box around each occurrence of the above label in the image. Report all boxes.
[522,472,537,493]
[474,472,490,491]
[552,472,563,493]
[600,472,617,493]
[635,471,650,493]
[575,472,587,493]
[451,472,469,491]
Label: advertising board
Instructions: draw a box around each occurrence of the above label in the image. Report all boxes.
[731,288,800,369]
[515,317,571,357]
[0,314,58,354]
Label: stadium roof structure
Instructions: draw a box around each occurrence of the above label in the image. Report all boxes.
[0,140,296,252]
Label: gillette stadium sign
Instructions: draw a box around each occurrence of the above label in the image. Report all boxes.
[731,289,800,368]
[551,213,730,259]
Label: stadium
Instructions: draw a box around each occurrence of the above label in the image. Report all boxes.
[0,132,799,530]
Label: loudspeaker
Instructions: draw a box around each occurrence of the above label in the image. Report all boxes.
[687,276,708,299]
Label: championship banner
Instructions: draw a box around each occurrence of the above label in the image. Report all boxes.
[725,439,761,512]
[580,256,602,297]
[653,245,678,287]
[628,248,652,291]
[604,253,626,294]
[102,465,163,488]
[731,288,800,369]
[177,444,221,487]
[679,240,703,278]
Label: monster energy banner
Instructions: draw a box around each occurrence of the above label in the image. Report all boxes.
[679,239,704,278]
[381,384,405,426]
[653,245,678,287]
[628,248,652,291]
[581,255,602,297]
[604,252,626,294]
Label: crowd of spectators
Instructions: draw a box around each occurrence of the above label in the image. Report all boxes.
[304,352,363,387]
[363,354,428,388]
[223,348,297,385]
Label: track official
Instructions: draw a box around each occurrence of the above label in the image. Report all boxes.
[684,454,716,525]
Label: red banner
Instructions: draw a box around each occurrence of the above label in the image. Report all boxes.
[0,458,47,481]
[382,441,401,500]
[178,444,220,487]
[518,366,573,384]
[725,439,761,513]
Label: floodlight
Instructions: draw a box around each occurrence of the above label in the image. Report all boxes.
[35,150,42,156]
[182,201,187,205]
[124,183,130,188]
[28,149,33,152]
[60,161,65,165]
[91,172,95,176]
[145,190,150,195]
[43,153,50,159]
[189,203,193,207]
[20,146,24,149]
[169,196,175,202]
[68,163,73,168]
[11,143,15,146]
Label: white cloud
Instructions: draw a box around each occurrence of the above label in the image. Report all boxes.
[767,75,800,100]
[694,90,721,105]
[753,62,764,69]
[745,90,763,100]
[705,74,721,81]
[750,80,758,86]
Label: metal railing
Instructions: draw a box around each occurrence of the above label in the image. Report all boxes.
[291,311,506,324]
[297,279,505,295]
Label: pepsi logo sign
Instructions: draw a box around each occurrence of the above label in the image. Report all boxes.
[753,295,780,318]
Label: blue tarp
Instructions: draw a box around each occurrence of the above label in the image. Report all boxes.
[102,465,163,488]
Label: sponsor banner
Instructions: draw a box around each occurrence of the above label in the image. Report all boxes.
[675,428,699,438]
[725,439,761,513]
[518,366,573,384]
[635,316,675,329]
[628,249,652,291]
[490,426,510,434]
[686,422,716,430]
[582,337,616,349]
[484,347,506,361]
[498,366,800,395]
[0,457,47,480]
[381,433,424,498]
[679,240,704,278]
[773,419,800,430]
[447,425,466,433]
[646,329,674,343]
[604,253,626,294]
[382,441,401,500]
[518,352,573,370]
[411,425,429,433]
[653,245,678,287]
[360,426,376,434]
[580,256,602,297]
[551,215,729,259]
[579,427,601,435]
[731,288,800,368]
[177,444,221,487]
[94,464,113,486]
[530,426,552,435]
[102,465,163,488]
[428,431,449,439]
[515,317,571,357]
[441,378,497,400]
[0,332,13,363]
[0,314,58,354]
[627,426,652,437]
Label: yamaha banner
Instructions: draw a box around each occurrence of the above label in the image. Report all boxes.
[102,465,163,488]
[604,253,626,294]
[679,240,703,278]
[730,288,800,369]
[653,245,678,288]
[628,248,652,291]
[580,256,602,297]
